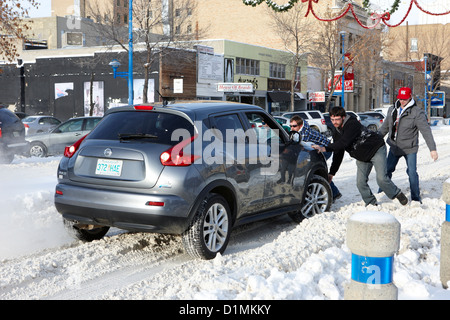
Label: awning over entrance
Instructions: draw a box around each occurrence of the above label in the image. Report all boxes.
[267,91,304,102]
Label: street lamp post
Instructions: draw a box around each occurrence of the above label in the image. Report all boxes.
[128,0,133,105]
[339,31,346,109]
[108,0,133,105]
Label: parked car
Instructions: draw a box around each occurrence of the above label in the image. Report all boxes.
[361,111,385,123]
[345,111,361,122]
[0,107,28,163]
[54,102,332,259]
[282,110,328,134]
[26,116,102,157]
[22,115,61,135]
[358,114,384,131]
[273,116,291,132]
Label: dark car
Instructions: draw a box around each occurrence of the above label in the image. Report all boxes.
[26,116,101,157]
[54,103,332,259]
[0,107,28,163]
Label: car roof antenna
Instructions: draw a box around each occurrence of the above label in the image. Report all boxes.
[156,90,168,107]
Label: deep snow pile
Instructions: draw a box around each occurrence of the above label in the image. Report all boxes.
[0,125,450,300]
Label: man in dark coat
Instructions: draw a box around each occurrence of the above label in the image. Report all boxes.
[312,107,408,206]
[379,87,438,203]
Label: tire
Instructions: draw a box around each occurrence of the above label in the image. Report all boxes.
[182,194,231,260]
[29,142,47,157]
[63,218,110,242]
[289,174,332,223]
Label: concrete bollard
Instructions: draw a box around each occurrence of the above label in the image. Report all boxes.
[441,179,450,288]
[344,211,400,300]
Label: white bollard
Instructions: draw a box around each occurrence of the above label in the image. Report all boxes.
[344,211,400,300]
[441,179,450,288]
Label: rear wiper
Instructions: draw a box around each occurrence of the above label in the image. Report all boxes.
[118,133,158,141]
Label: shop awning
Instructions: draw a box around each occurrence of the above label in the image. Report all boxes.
[267,91,304,102]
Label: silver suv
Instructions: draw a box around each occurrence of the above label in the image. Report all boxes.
[55,102,332,259]
[282,110,328,134]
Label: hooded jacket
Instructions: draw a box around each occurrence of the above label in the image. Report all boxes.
[325,115,385,175]
[379,98,436,156]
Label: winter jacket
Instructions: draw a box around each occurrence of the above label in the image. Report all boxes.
[325,115,385,175]
[379,99,436,156]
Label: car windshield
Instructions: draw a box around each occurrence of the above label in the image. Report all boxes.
[22,116,38,123]
[87,111,194,146]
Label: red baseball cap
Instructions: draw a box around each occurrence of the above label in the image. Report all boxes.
[397,87,412,100]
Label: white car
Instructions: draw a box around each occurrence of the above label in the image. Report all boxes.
[282,110,328,134]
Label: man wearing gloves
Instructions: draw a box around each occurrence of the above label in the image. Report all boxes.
[379,87,438,203]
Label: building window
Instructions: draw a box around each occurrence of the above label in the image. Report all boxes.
[410,38,418,52]
[236,58,260,76]
[269,62,286,79]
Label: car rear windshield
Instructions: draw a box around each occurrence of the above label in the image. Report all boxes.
[87,111,195,146]
[0,109,20,125]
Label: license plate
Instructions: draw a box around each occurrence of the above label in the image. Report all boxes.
[95,159,123,177]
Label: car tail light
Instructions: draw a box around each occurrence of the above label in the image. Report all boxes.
[146,201,164,206]
[160,135,200,166]
[321,119,325,125]
[134,105,154,111]
[55,190,63,195]
[23,124,29,128]
[64,134,88,158]
[0,128,2,138]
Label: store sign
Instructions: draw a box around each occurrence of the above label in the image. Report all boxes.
[430,91,445,108]
[217,83,253,93]
[328,71,354,93]
[309,91,325,102]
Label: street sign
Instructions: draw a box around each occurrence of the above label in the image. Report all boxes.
[328,71,354,93]
[430,91,445,108]
[217,83,253,93]
[309,91,325,102]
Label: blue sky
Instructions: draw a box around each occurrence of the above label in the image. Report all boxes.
[22,0,52,18]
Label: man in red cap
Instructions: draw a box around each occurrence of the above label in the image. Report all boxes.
[379,87,438,203]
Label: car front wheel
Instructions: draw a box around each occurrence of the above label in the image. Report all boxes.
[289,174,332,223]
[29,142,47,157]
[182,194,231,260]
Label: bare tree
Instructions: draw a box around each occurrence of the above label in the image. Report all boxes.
[86,0,205,103]
[266,2,315,111]
[388,24,450,119]
[0,0,39,61]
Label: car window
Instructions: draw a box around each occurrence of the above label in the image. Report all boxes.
[244,112,282,144]
[84,117,101,131]
[22,116,37,123]
[0,109,20,124]
[213,114,243,141]
[59,119,83,133]
[87,111,194,146]
[308,111,322,119]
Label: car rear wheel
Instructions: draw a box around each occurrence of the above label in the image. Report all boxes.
[289,174,332,223]
[182,194,231,260]
[29,142,47,157]
[63,218,110,242]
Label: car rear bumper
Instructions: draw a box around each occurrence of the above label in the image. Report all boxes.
[54,183,193,234]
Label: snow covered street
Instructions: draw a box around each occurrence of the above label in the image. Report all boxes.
[1,125,450,300]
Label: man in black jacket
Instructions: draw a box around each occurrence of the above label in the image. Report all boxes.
[312,107,407,206]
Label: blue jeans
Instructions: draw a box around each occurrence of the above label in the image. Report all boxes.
[386,150,420,202]
[323,151,340,198]
[356,145,401,206]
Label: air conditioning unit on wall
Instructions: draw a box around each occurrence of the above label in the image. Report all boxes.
[62,32,84,47]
